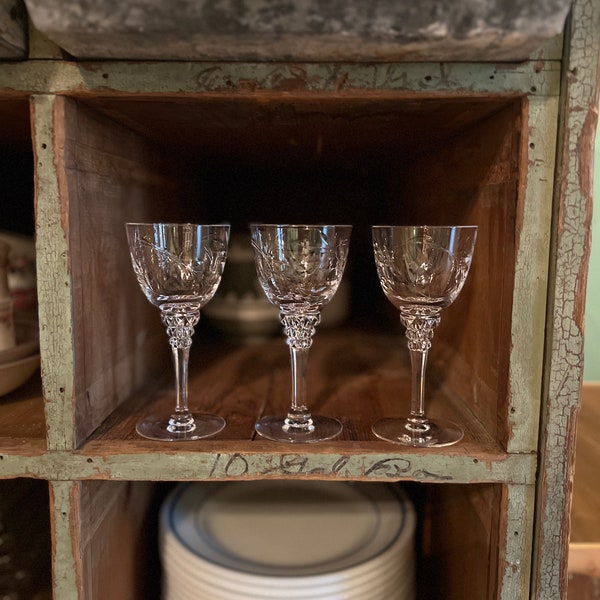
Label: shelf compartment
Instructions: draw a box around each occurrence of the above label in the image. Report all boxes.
[37,88,554,458]
[54,479,531,600]
[0,96,43,460]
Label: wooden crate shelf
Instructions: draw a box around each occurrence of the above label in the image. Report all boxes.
[0,0,597,597]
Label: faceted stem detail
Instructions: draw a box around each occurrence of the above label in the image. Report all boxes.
[281,312,320,431]
[160,303,201,433]
[400,306,442,433]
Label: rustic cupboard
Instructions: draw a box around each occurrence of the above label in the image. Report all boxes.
[0,0,598,598]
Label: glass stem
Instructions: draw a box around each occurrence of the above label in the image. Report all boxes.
[400,307,442,430]
[409,346,429,420]
[281,312,320,431]
[290,346,309,415]
[173,344,191,415]
[160,304,200,434]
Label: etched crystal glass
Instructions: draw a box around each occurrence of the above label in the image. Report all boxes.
[251,224,352,443]
[372,225,477,447]
[126,223,230,441]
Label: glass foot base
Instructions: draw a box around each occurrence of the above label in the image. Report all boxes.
[372,417,463,447]
[255,415,342,443]
[136,413,226,441]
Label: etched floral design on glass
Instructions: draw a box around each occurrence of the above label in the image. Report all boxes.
[126,222,230,441]
[372,225,477,447]
[251,224,352,443]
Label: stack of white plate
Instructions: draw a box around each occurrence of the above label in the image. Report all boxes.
[159,480,416,600]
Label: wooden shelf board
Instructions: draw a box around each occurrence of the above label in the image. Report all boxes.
[87,329,496,443]
[78,330,536,484]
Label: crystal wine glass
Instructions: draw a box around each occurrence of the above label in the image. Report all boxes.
[126,223,230,441]
[372,225,477,447]
[250,224,352,443]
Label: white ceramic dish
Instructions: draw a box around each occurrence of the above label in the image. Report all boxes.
[162,550,413,600]
[160,480,416,599]
[161,519,414,595]
[163,481,406,576]
[0,354,40,397]
[163,559,414,600]
[163,570,411,600]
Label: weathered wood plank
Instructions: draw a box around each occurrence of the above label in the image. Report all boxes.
[507,93,558,453]
[498,484,536,599]
[532,0,600,598]
[0,446,536,483]
[49,480,80,600]
[32,94,77,452]
[0,60,561,97]
[65,448,537,484]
